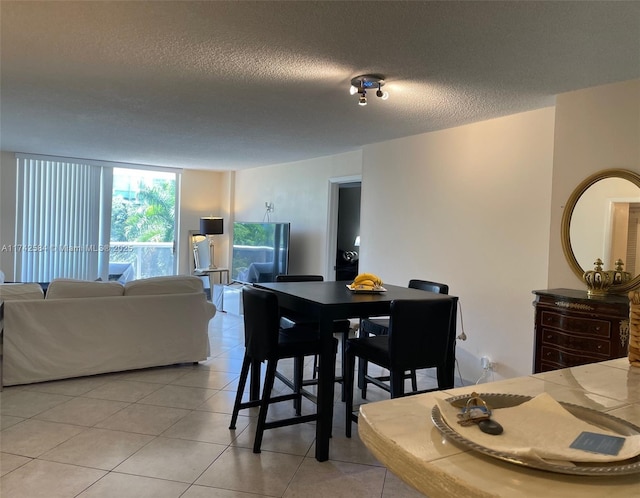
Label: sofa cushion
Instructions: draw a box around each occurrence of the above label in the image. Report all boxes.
[46,279,124,299]
[124,275,204,296]
[0,283,44,301]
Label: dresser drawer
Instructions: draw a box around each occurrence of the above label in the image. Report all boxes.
[540,329,611,356]
[539,311,611,338]
[540,346,607,367]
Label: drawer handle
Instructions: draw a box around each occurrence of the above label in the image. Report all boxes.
[594,326,601,331]
[547,334,553,340]
[546,352,551,357]
[597,345,602,350]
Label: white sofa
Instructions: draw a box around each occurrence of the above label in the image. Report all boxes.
[0,275,216,386]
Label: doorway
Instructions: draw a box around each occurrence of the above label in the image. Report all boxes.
[326,176,362,281]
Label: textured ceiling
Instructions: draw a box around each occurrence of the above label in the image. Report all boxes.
[1,1,639,171]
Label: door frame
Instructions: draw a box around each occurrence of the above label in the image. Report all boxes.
[325,175,362,280]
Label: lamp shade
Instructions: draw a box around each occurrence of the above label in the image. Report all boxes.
[200,217,223,235]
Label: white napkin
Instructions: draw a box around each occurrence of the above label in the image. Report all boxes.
[436,392,640,463]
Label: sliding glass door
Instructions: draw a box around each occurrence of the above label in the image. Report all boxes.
[109,168,178,280]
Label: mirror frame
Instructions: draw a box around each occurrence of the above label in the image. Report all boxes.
[561,168,640,293]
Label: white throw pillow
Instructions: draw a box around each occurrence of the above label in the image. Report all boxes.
[0,283,44,300]
[46,279,124,299]
[124,275,204,296]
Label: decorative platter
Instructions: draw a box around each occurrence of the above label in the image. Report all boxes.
[431,393,640,476]
[346,284,387,293]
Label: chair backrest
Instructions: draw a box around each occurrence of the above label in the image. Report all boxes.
[408,279,449,294]
[242,286,282,361]
[276,274,324,282]
[387,298,456,371]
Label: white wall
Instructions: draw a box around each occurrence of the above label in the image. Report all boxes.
[233,150,362,276]
[360,108,556,382]
[179,169,232,274]
[0,151,17,278]
[548,80,640,289]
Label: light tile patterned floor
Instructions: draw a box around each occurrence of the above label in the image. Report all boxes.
[1,311,430,497]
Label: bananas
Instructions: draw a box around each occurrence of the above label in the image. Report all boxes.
[353,273,382,286]
[350,273,383,290]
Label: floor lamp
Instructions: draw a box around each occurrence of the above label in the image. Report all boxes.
[200,217,223,269]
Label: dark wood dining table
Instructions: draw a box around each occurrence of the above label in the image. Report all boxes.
[255,280,458,462]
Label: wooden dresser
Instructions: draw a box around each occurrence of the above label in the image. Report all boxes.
[532,289,629,373]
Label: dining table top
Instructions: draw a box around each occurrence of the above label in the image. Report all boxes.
[255,280,454,314]
[358,358,640,497]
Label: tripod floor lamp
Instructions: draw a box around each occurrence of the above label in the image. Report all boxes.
[200,217,223,269]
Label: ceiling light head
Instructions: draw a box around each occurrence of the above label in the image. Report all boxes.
[350,74,387,105]
[375,83,389,100]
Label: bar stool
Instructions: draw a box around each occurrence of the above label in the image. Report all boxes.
[229,285,337,453]
[344,297,457,437]
[358,279,449,398]
[275,274,352,402]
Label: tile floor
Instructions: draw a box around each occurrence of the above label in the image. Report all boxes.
[1,311,432,497]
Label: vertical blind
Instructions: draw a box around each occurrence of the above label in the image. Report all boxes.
[16,156,105,282]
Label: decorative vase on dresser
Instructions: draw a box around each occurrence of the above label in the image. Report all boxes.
[532,288,629,373]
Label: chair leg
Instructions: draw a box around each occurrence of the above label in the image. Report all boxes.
[357,326,369,398]
[389,369,405,399]
[345,348,356,438]
[359,358,368,399]
[229,356,252,430]
[293,355,303,416]
[410,369,418,392]
[340,331,348,402]
[311,354,318,380]
[254,359,278,453]
[436,363,455,390]
[250,359,261,401]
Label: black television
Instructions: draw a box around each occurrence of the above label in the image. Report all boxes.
[231,222,290,283]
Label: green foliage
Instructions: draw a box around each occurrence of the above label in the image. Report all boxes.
[233,223,274,246]
[110,197,130,242]
[111,180,175,243]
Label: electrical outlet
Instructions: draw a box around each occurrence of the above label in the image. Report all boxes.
[480,356,493,370]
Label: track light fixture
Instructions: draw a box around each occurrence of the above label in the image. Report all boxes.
[349,75,388,106]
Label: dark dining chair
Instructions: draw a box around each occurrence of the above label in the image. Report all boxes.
[229,285,337,453]
[344,297,457,437]
[358,279,450,398]
[275,274,352,401]
[276,274,324,331]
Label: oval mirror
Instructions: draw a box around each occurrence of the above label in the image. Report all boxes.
[562,169,640,293]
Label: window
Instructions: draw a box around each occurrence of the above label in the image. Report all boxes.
[15,154,180,282]
[109,167,178,280]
